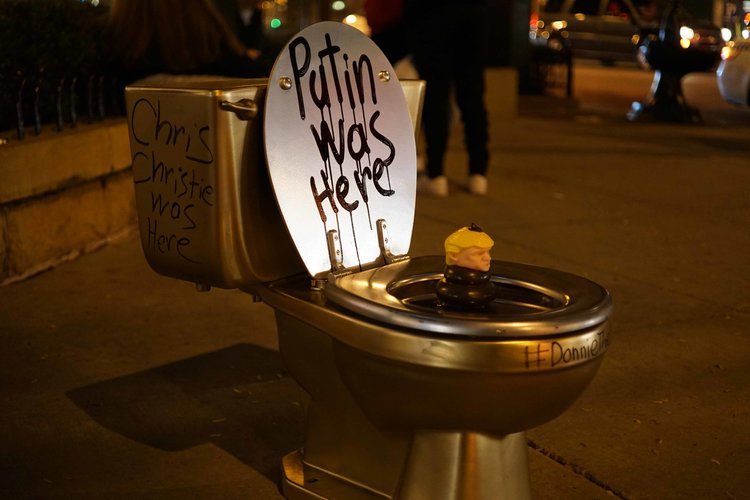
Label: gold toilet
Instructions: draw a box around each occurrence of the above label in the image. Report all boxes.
[126,22,612,500]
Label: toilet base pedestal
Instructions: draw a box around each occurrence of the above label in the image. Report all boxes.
[281,431,531,500]
[282,449,388,500]
[396,431,531,500]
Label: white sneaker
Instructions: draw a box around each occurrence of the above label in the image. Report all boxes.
[417,175,449,197]
[467,174,488,196]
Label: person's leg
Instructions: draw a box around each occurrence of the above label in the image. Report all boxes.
[454,70,488,177]
[417,70,452,179]
[405,3,453,180]
[452,6,489,178]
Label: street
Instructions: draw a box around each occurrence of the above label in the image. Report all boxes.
[1,60,749,499]
[572,60,750,125]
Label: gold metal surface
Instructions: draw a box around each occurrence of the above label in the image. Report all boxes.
[279,77,293,90]
[334,339,603,434]
[125,78,425,290]
[126,74,605,500]
[271,301,602,499]
[399,80,426,143]
[125,79,304,288]
[263,255,610,497]
[282,430,530,500]
[277,313,409,497]
[282,450,386,499]
[218,98,258,120]
[396,432,530,500]
[257,270,609,374]
[325,256,612,338]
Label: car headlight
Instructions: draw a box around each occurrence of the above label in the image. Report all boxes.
[679,26,695,40]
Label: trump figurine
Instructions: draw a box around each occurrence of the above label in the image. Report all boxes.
[436,223,496,310]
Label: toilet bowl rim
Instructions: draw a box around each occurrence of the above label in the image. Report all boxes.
[324,256,613,338]
[258,281,611,374]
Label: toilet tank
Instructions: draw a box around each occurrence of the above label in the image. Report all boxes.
[124,78,424,289]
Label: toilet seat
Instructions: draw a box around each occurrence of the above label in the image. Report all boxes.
[264,22,417,280]
[325,256,612,338]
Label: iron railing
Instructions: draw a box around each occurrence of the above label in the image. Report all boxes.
[2,70,125,141]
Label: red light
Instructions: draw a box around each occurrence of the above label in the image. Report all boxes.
[530,13,539,29]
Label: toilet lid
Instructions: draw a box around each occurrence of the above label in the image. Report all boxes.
[264,22,417,278]
[325,256,613,338]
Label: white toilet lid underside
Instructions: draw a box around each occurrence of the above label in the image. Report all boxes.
[264,22,417,278]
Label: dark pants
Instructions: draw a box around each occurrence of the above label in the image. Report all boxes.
[405,2,489,179]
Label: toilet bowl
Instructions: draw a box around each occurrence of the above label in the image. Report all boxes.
[259,255,610,500]
[125,21,612,500]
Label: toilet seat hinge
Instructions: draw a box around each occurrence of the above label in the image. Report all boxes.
[326,229,346,273]
[377,219,408,265]
[322,222,407,285]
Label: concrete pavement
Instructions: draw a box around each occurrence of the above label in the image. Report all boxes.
[2,65,750,499]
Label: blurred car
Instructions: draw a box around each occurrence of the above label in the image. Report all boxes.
[717,41,750,106]
[719,16,749,45]
[530,0,723,66]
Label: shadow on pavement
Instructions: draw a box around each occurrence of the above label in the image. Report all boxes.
[67,344,306,483]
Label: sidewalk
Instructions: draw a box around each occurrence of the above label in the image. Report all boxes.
[2,82,749,498]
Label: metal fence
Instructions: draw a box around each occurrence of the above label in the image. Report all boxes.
[0,0,116,142]
[2,71,124,141]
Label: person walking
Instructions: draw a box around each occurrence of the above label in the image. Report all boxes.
[404,0,490,197]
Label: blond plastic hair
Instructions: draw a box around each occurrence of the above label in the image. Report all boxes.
[444,225,494,264]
